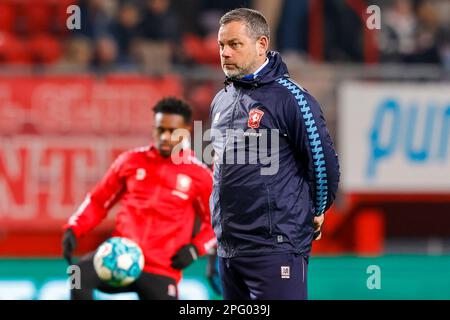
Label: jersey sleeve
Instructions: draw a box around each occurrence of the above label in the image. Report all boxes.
[63,152,128,238]
[191,166,217,256]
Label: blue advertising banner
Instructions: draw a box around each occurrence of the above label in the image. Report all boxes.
[339,82,450,193]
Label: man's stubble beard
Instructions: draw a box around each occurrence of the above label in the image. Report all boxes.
[223,66,246,79]
[223,57,259,79]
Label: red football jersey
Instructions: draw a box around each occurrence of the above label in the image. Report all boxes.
[64,145,216,282]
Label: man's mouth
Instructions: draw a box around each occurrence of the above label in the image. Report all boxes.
[160,144,171,151]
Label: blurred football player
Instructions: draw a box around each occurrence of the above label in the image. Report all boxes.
[62,97,216,300]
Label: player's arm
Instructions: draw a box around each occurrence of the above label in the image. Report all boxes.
[63,153,127,238]
[284,89,340,216]
[62,153,127,264]
[190,169,217,256]
[171,168,217,270]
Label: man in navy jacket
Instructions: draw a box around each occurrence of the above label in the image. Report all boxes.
[210,8,340,300]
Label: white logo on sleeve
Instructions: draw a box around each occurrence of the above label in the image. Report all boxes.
[136,168,146,180]
[281,266,290,279]
[213,112,221,124]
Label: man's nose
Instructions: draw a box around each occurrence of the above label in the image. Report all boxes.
[160,130,171,141]
[221,46,231,59]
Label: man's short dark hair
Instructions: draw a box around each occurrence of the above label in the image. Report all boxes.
[152,97,192,124]
[219,8,270,42]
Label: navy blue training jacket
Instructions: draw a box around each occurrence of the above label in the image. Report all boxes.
[210,51,340,258]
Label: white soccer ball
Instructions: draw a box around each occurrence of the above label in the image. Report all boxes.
[93,237,145,287]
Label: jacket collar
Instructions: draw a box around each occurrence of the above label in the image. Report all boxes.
[225,51,290,88]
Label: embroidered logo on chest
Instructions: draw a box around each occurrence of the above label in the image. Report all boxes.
[176,174,192,193]
[136,168,146,180]
[248,109,264,129]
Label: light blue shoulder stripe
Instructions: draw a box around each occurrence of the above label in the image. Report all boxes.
[277,78,328,215]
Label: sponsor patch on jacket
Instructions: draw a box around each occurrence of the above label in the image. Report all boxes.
[248,109,264,129]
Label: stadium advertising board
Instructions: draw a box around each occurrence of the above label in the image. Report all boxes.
[339,82,450,193]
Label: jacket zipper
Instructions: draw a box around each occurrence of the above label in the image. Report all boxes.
[141,163,165,245]
[219,88,242,251]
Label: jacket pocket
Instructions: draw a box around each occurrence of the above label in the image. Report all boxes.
[222,184,272,238]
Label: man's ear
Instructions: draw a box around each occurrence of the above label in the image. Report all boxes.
[258,36,269,56]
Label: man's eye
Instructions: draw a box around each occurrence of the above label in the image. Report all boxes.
[158,128,169,134]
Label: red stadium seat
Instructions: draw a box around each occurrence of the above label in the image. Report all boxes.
[0,2,16,32]
[22,3,52,35]
[0,32,31,64]
[28,34,62,64]
[183,33,220,66]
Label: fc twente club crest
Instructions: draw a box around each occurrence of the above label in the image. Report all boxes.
[248,109,264,129]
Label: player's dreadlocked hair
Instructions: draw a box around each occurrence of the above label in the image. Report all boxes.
[152,97,192,124]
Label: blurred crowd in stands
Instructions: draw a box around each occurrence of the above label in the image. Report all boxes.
[0,0,449,73]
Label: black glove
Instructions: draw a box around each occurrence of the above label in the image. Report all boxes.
[206,253,222,296]
[62,228,77,265]
[171,244,198,270]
